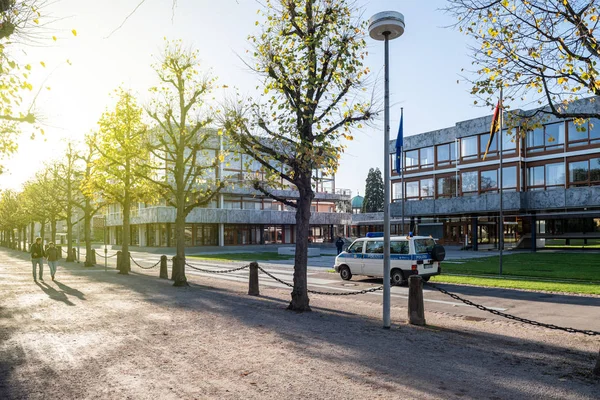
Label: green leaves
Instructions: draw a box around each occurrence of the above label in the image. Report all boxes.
[446,0,600,120]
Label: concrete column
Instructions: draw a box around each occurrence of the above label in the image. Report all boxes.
[471,216,478,251]
[218,223,225,247]
[139,225,146,247]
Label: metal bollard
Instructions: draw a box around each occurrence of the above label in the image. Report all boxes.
[408,275,426,326]
[248,261,259,296]
[159,255,168,279]
[594,349,600,376]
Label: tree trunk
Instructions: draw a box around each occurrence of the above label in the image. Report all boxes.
[172,198,188,287]
[120,201,131,275]
[40,219,46,246]
[66,202,75,261]
[22,227,27,252]
[16,227,21,251]
[84,200,95,267]
[51,219,57,244]
[288,177,314,312]
[30,221,34,247]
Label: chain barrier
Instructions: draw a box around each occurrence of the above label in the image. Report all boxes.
[256,266,385,296]
[95,250,118,259]
[425,282,600,336]
[184,261,250,274]
[129,255,161,270]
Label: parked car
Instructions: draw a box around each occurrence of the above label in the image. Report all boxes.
[333,233,445,285]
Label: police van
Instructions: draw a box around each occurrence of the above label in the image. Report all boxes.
[333,233,445,285]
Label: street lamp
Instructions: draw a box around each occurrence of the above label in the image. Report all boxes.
[368,11,405,329]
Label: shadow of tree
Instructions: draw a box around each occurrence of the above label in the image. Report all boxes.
[2,247,599,399]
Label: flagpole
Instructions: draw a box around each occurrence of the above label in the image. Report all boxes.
[499,87,504,275]
[400,108,405,235]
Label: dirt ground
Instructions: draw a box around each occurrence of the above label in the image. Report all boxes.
[1,248,599,400]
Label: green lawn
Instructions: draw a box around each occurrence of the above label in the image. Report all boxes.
[432,252,600,295]
[188,252,295,261]
[430,275,600,295]
[441,252,600,281]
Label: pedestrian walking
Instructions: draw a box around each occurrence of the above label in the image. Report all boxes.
[30,237,45,281]
[335,236,345,255]
[45,242,59,281]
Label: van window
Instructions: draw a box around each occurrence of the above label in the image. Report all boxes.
[365,241,384,254]
[414,238,435,254]
[347,241,364,254]
[390,241,409,254]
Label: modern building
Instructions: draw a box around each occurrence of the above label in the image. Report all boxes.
[352,97,600,250]
[104,135,352,247]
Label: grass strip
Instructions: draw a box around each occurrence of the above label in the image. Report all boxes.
[430,274,600,295]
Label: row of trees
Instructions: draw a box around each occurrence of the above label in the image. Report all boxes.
[1,0,375,311]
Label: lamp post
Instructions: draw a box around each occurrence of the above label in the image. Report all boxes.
[369,11,405,329]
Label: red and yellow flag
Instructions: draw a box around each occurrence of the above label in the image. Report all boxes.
[483,99,502,160]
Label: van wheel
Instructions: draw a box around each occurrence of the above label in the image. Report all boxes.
[339,266,352,281]
[390,269,406,286]
[422,276,430,282]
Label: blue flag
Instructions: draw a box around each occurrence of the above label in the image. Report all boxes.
[395,109,403,173]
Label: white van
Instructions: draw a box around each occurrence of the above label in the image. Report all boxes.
[333,234,445,285]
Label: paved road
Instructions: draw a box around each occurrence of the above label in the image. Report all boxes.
[82,248,600,333]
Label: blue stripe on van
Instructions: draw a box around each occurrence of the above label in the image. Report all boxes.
[339,253,430,261]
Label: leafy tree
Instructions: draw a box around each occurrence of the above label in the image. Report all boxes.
[85,89,156,274]
[223,0,373,311]
[362,168,384,213]
[0,190,23,248]
[51,142,85,262]
[76,132,104,267]
[0,1,50,170]
[144,41,223,286]
[34,165,66,244]
[446,0,600,125]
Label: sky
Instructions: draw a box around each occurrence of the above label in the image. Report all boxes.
[0,0,491,197]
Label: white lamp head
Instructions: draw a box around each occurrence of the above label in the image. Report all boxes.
[368,11,405,41]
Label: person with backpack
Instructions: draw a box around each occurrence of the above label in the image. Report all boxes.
[45,242,60,281]
[30,237,45,281]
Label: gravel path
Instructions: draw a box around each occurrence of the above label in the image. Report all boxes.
[0,248,598,399]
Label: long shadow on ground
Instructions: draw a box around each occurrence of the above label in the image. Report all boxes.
[2,247,599,399]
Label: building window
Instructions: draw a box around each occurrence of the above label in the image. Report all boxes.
[392,181,403,201]
[405,181,419,200]
[420,178,434,198]
[568,118,600,147]
[545,122,565,148]
[461,171,478,195]
[502,129,517,152]
[502,166,517,190]
[460,136,478,160]
[405,150,419,170]
[479,133,497,158]
[436,142,456,167]
[569,158,600,187]
[527,162,564,190]
[527,165,545,189]
[480,169,498,192]
[527,122,565,153]
[420,147,434,168]
[546,162,565,187]
[437,176,458,198]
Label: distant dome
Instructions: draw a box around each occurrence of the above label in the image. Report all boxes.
[351,195,364,209]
